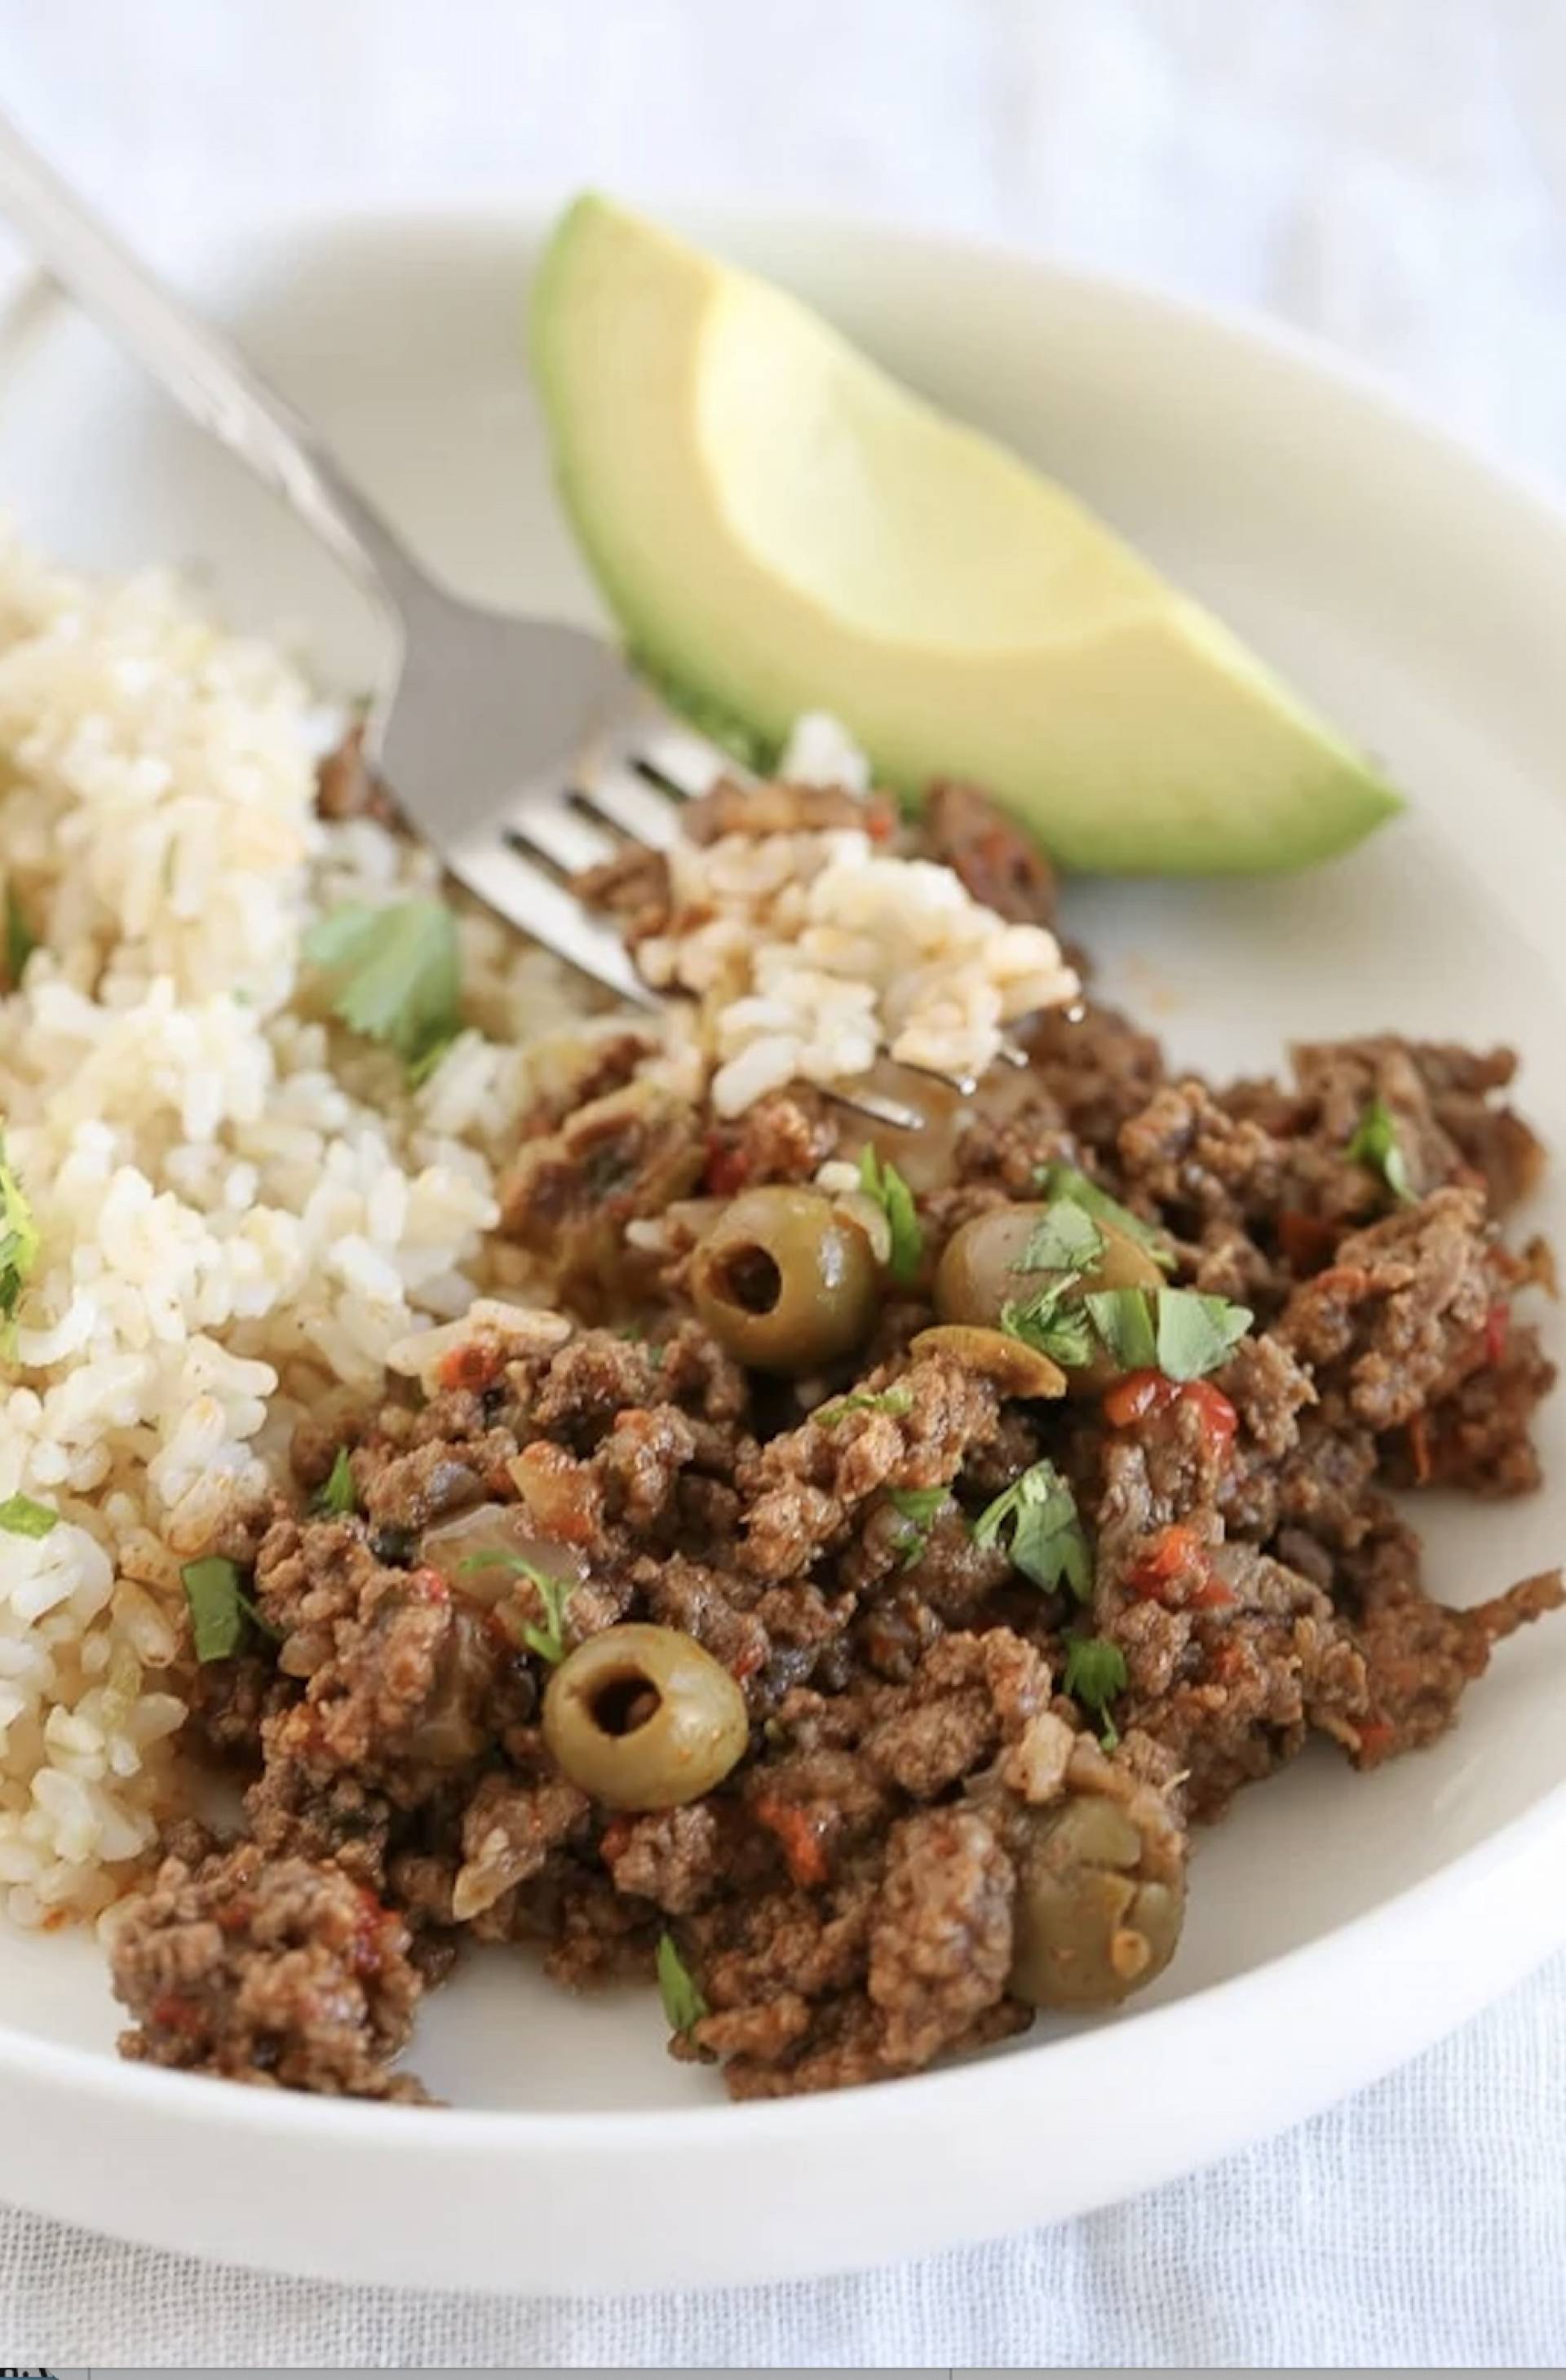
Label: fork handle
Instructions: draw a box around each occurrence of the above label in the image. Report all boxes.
[0,110,422,615]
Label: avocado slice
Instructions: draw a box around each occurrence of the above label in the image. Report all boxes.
[529,196,1401,874]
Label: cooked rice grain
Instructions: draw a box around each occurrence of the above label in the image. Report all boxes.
[0,535,599,1921]
[639,823,1080,1115]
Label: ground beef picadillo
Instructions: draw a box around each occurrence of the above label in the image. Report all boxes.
[109,783,1562,2102]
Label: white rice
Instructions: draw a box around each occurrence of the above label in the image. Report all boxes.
[639,822,1079,1117]
[0,531,604,1923]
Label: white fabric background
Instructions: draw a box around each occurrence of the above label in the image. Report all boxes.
[1,0,1564,2365]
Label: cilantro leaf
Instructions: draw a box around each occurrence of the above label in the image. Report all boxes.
[857,1146,923,1284]
[1152,1289,1253,1381]
[1347,1096,1416,1205]
[971,1458,1092,1601]
[1083,1286,1251,1382]
[1015,1199,1105,1276]
[0,1136,40,1341]
[459,1549,572,1663]
[4,887,36,987]
[1001,1200,1109,1369]
[1001,1280,1097,1368]
[1033,1164,1175,1272]
[885,1483,949,1567]
[1063,1632,1129,1749]
[656,1930,708,2036]
[314,1446,358,1517]
[1082,1286,1160,1372]
[0,1492,56,1537]
[405,1029,459,1090]
[816,1385,914,1428]
[303,898,462,1075]
[181,1557,279,1662]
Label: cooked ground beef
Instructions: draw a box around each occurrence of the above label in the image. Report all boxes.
[113,778,1561,2104]
[923,779,1059,927]
[682,776,900,845]
[112,1843,424,2098]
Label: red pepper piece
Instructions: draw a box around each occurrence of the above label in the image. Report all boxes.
[1126,1522,1234,1608]
[438,1341,502,1394]
[1103,1369,1180,1428]
[702,1135,751,1197]
[751,1793,830,1888]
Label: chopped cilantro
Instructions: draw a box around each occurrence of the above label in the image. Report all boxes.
[1063,1633,1129,1749]
[459,1550,571,1663]
[1084,1286,1251,1382]
[314,1446,358,1517]
[0,1136,40,1346]
[885,1483,949,1567]
[303,897,462,1077]
[1082,1286,1160,1373]
[816,1385,914,1428]
[1347,1096,1415,1205]
[656,1930,708,2036]
[1001,1279,1097,1369]
[1015,1199,1105,1277]
[181,1556,279,1663]
[4,886,35,986]
[1000,1198,1105,1369]
[856,1146,923,1284]
[1033,1163,1175,1272]
[1154,1288,1254,1379]
[0,1492,56,1537]
[405,1029,459,1090]
[971,1459,1092,1601]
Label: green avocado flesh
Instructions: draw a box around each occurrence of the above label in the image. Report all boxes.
[529,194,1401,874]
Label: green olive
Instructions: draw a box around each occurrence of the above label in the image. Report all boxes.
[691,1187,878,1373]
[542,1622,749,1809]
[1009,1789,1185,2010]
[934,1204,1050,1329]
[934,1201,1165,1400]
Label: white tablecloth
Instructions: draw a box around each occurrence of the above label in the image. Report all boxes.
[2,0,1564,2364]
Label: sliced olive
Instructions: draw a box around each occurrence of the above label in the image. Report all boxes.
[910,1322,1066,1400]
[542,1622,749,1810]
[1009,1788,1185,2009]
[692,1186,877,1373]
[935,1201,1166,1399]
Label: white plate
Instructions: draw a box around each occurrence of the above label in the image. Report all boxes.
[0,209,1562,2294]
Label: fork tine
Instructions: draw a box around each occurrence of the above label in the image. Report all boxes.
[448,831,658,1010]
[635,726,747,798]
[824,1084,926,1133]
[450,831,924,1128]
[505,792,617,875]
[575,761,683,851]
[892,1054,980,1099]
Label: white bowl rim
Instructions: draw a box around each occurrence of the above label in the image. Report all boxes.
[4,195,1564,2165]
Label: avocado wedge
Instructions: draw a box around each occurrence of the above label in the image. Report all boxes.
[529,196,1400,874]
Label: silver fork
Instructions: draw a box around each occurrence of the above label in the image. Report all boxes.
[0,115,984,1134]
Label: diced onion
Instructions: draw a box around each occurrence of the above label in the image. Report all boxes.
[419,1502,585,1605]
